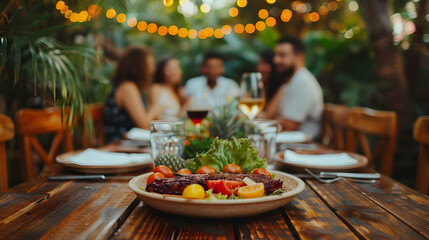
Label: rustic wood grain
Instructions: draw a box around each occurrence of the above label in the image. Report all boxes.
[237,210,295,240]
[112,202,176,240]
[175,215,236,240]
[0,192,48,224]
[352,175,415,194]
[364,193,429,239]
[283,185,358,239]
[307,179,426,239]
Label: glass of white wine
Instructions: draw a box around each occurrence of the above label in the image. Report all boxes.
[239,72,265,120]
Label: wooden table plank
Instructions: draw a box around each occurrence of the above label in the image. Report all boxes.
[175,215,236,240]
[353,175,415,194]
[307,180,426,239]
[112,202,176,240]
[237,210,295,240]
[283,185,358,239]
[0,192,49,225]
[38,182,138,240]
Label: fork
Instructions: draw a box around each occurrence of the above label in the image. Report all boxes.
[305,168,377,184]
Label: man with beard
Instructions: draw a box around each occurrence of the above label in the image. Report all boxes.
[184,52,240,108]
[261,37,323,139]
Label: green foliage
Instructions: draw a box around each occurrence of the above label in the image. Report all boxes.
[184,138,214,159]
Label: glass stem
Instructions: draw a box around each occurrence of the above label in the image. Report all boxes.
[196,123,201,139]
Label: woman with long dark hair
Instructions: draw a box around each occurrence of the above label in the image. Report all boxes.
[257,50,283,105]
[150,56,187,119]
[104,46,161,143]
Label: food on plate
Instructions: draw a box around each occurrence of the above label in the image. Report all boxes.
[153,165,174,178]
[147,172,165,184]
[177,169,192,175]
[154,154,188,172]
[222,164,242,173]
[145,172,282,197]
[182,184,205,199]
[252,168,271,178]
[186,138,266,173]
[184,138,214,159]
[216,180,246,197]
[238,183,265,199]
[196,166,217,174]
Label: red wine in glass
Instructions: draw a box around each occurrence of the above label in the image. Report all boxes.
[187,109,209,125]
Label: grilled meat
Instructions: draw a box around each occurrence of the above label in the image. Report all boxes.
[146,173,283,195]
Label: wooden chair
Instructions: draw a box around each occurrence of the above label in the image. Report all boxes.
[15,108,73,180]
[414,116,429,194]
[345,108,397,176]
[321,104,349,150]
[0,114,14,191]
[82,103,105,148]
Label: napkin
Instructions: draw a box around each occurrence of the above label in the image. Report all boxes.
[276,131,308,143]
[126,128,151,141]
[283,150,358,166]
[69,149,152,166]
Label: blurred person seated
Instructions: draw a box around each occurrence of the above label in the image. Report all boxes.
[151,56,188,119]
[184,52,240,108]
[104,46,162,143]
[257,50,284,106]
[261,37,323,139]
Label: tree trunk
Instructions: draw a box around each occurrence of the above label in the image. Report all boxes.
[358,0,412,125]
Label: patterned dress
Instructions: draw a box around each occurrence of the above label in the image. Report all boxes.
[104,85,148,143]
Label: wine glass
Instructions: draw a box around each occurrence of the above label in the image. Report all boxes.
[186,93,210,138]
[239,72,265,120]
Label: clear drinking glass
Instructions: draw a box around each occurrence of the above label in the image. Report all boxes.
[150,120,186,159]
[239,72,265,120]
[244,119,280,168]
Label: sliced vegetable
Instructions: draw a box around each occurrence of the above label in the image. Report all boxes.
[206,180,222,192]
[217,180,246,197]
[243,177,257,186]
[154,165,174,178]
[177,169,192,175]
[252,168,271,177]
[196,166,217,174]
[182,184,205,199]
[222,164,242,173]
[147,172,165,184]
[237,183,265,199]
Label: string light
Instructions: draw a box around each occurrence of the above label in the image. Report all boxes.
[200,4,211,13]
[245,24,255,34]
[178,28,188,38]
[237,0,247,8]
[127,17,137,27]
[188,29,198,39]
[266,17,276,27]
[234,24,245,34]
[214,29,224,38]
[106,9,116,19]
[229,7,239,17]
[158,26,168,36]
[164,0,174,7]
[266,0,276,4]
[258,9,269,19]
[116,13,126,23]
[168,25,179,35]
[309,12,320,22]
[255,21,266,31]
[137,21,148,31]
[147,23,158,33]
[221,25,232,35]
[281,9,292,22]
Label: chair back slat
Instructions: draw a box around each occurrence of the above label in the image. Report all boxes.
[414,116,429,194]
[321,104,349,150]
[0,114,14,191]
[82,104,105,148]
[15,108,73,180]
[345,108,397,176]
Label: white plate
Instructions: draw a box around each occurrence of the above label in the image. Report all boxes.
[129,170,305,218]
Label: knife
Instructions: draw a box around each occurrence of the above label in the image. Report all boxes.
[319,172,381,180]
[48,175,135,181]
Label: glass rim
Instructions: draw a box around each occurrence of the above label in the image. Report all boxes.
[150,119,185,125]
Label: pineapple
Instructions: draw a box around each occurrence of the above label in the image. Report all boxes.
[154,154,188,172]
[209,99,244,139]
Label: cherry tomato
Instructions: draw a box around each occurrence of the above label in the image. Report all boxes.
[154,165,174,178]
[177,169,192,175]
[182,184,205,199]
[222,164,242,173]
[252,168,271,178]
[196,166,217,174]
[206,180,222,193]
[238,183,265,199]
[147,172,165,184]
[217,180,246,197]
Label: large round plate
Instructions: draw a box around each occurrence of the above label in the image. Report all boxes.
[129,170,305,218]
[274,149,368,173]
[56,150,153,174]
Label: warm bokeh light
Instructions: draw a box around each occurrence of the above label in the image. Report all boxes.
[137,21,148,31]
[147,23,158,33]
[60,6,68,14]
[319,6,329,15]
[258,9,269,19]
[188,29,198,39]
[245,24,255,34]
[198,30,207,39]
[234,24,245,34]
[168,25,179,35]
[255,21,266,31]
[56,1,65,10]
[237,0,247,8]
[281,9,292,22]
[349,1,359,11]
[178,28,188,38]
[64,10,72,19]
[222,25,232,35]
[158,26,168,36]
[266,0,276,4]
[214,29,224,38]
[106,9,116,19]
[328,2,338,11]
[163,0,174,7]
[200,4,211,13]
[88,5,101,17]
[309,12,320,22]
[229,7,239,17]
[127,17,137,27]
[78,11,88,22]
[266,17,276,27]
[205,27,214,37]
[116,13,126,23]
[70,13,79,22]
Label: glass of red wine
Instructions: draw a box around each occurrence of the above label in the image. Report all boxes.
[187,93,210,138]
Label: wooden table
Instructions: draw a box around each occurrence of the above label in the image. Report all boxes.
[1,163,428,240]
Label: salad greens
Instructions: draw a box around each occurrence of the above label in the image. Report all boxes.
[205,189,229,200]
[186,137,267,173]
[184,138,214,159]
